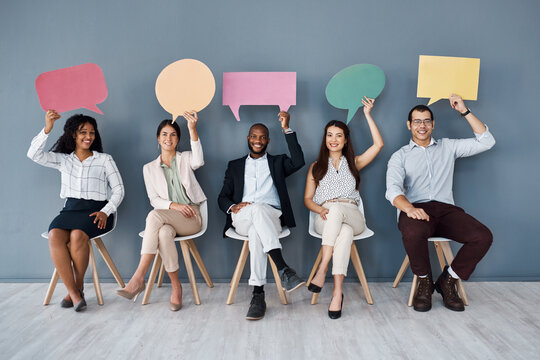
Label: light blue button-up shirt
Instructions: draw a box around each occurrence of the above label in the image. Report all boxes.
[385,128,496,206]
[242,153,281,208]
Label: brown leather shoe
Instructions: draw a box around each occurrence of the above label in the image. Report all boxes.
[412,274,434,312]
[435,266,465,312]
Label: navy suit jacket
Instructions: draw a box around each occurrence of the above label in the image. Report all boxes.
[217,132,305,236]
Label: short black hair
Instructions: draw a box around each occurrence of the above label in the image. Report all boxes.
[156,119,181,139]
[408,105,434,122]
[248,123,269,136]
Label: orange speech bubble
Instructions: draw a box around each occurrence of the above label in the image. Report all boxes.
[155,59,216,123]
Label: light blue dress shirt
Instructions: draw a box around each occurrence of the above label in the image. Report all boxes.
[242,153,281,208]
[385,128,495,206]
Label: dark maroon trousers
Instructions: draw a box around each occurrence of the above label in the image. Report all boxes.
[398,201,493,280]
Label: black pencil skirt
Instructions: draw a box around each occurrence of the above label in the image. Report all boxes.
[48,198,114,239]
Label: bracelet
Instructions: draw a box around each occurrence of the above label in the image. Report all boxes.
[461,108,471,116]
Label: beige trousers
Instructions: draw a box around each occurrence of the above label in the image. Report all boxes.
[314,202,365,276]
[141,207,202,272]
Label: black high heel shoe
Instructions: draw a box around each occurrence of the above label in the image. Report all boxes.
[308,282,322,293]
[328,294,344,319]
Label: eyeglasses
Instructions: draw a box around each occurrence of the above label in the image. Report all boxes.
[410,119,433,126]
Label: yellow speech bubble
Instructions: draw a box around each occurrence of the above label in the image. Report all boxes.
[417,55,480,106]
[155,59,216,123]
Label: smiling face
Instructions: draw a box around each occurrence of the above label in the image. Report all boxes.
[158,124,179,152]
[407,110,434,147]
[247,125,269,159]
[325,125,346,154]
[74,122,95,151]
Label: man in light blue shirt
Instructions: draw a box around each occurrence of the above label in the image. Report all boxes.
[386,94,495,312]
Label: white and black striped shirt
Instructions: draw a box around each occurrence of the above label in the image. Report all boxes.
[27,128,124,216]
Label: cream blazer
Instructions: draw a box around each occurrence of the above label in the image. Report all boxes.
[143,140,207,209]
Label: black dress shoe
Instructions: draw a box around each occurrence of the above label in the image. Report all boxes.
[328,294,344,319]
[413,275,434,312]
[308,283,322,293]
[246,292,266,320]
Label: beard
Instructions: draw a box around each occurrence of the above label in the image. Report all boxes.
[248,142,267,155]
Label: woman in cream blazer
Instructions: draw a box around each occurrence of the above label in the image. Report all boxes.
[117,112,206,311]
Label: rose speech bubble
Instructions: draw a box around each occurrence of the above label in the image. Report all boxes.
[35,63,108,114]
[417,55,480,106]
[155,59,216,123]
[223,72,296,121]
[325,64,386,124]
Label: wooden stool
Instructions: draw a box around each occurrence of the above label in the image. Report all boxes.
[305,204,375,306]
[392,237,469,307]
[139,201,213,305]
[225,227,290,305]
[42,213,124,306]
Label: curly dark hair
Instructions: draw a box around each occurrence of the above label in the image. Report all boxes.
[312,120,360,190]
[50,114,103,154]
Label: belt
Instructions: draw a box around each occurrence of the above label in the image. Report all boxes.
[324,198,357,205]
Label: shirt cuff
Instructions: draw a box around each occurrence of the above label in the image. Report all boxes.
[227,204,235,214]
[283,128,294,134]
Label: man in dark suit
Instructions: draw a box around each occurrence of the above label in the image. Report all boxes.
[218,111,305,320]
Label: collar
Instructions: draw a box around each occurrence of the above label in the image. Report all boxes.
[247,153,268,161]
[408,137,437,149]
[160,156,177,169]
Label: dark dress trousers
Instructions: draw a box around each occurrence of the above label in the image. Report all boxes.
[218,132,305,236]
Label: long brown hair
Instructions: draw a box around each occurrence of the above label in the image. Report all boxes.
[312,120,360,190]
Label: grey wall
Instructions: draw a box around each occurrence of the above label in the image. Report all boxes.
[1,0,539,282]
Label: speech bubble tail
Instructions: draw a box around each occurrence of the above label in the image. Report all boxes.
[427,98,440,106]
[171,114,179,124]
[229,105,241,121]
[346,106,360,125]
[279,105,291,112]
[84,104,104,115]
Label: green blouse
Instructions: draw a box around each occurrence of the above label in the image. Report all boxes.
[161,157,194,205]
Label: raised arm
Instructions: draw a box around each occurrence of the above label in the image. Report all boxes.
[182,111,204,170]
[27,110,64,169]
[278,111,305,176]
[354,97,384,171]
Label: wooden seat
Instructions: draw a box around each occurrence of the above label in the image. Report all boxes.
[139,201,213,306]
[225,227,290,305]
[42,212,124,306]
[392,237,469,307]
[305,201,374,305]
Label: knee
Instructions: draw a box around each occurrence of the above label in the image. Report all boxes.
[70,230,89,250]
[471,225,493,250]
[158,225,176,241]
[400,224,431,244]
[146,210,164,226]
[48,229,67,247]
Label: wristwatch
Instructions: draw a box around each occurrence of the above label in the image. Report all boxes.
[460,108,471,116]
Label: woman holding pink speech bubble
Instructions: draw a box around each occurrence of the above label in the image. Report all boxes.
[117,111,206,311]
[27,110,125,312]
[304,97,383,319]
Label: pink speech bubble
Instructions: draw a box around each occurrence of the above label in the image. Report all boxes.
[223,72,296,121]
[35,63,108,114]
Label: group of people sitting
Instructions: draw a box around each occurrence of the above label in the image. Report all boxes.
[28,94,495,320]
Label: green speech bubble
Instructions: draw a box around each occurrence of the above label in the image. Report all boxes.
[325,64,386,124]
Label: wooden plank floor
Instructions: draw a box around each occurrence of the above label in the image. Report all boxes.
[0,282,539,359]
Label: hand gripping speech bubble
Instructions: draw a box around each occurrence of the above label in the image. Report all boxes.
[223,72,296,121]
[155,59,216,123]
[325,64,386,124]
[417,55,480,106]
[35,63,108,114]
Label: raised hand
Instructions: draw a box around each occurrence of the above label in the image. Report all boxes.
[44,109,61,134]
[278,111,290,130]
[362,97,375,115]
[449,94,467,113]
[183,111,198,131]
